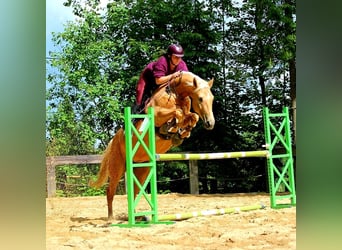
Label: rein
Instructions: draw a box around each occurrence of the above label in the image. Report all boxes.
[166,71,183,97]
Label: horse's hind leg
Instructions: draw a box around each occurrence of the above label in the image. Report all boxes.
[106,161,125,220]
[106,175,122,220]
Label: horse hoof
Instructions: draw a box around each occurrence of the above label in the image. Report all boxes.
[107,216,115,222]
[159,118,177,135]
[159,124,169,135]
[171,133,184,146]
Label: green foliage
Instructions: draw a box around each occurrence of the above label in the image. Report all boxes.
[55,164,107,197]
[47,0,296,195]
[157,161,190,193]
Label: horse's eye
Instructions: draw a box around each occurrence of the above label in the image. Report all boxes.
[199,97,203,103]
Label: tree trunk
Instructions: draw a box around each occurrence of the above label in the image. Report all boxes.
[259,75,267,107]
[284,0,296,145]
[289,58,296,144]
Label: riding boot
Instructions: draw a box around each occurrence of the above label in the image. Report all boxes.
[131,104,143,125]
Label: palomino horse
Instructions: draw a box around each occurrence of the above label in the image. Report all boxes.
[89,71,215,220]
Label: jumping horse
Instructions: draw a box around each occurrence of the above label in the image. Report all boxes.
[89,71,215,220]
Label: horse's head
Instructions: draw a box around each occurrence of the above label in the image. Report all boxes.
[188,74,215,130]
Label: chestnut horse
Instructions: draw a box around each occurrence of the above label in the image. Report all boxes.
[89,71,215,220]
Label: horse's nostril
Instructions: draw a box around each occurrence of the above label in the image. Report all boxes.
[204,121,211,129]
[204,119,215,130]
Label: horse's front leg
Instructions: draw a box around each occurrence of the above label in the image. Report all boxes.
[180,96,192,116]
[170,113,198,146]
[158,108,185,134]
[178,113,199,138]
[153,106,182,127]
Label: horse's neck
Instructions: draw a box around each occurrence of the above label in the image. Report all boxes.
[155,80,191,99]
[174,87,192,99]
[174,78,195,98]
[155,72,197,98]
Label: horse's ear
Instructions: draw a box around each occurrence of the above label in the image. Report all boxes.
[208,78,214,88]
[193,77,198,88]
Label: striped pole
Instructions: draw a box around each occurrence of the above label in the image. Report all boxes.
[145,203,265,221]
[156,150,269,161]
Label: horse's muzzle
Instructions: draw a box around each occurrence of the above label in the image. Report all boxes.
[203,118,215,130]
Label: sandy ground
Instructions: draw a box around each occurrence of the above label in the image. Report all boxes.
[46,193,296,250]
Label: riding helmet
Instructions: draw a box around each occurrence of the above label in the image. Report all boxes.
[167,44,184,57]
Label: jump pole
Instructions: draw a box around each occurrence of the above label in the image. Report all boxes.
[146,203,265,222]
[156,150,269,161]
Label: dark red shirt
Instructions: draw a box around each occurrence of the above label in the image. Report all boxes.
[153,55,188,78]
[144,55,188,84]
[136,55,188,105]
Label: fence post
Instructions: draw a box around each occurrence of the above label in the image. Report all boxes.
[189,160,199,194]
[263,107,296,208]
[113,107,173,227]
[46,158,56,197]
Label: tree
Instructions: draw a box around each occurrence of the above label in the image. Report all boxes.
[47,0,223,154]
[46,0,296,194]
[47,1,131,154]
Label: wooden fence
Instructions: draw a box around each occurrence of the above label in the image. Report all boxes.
[46,155,102,197]
[46,155,199,197]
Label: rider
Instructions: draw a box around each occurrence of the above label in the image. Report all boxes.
[134,43,189,113]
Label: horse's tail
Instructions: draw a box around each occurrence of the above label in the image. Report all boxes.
[88,139,113,188]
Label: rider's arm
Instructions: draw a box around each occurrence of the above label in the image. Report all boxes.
[153,56,182,85]
[155,72,181,85]
[155,60,188,84]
